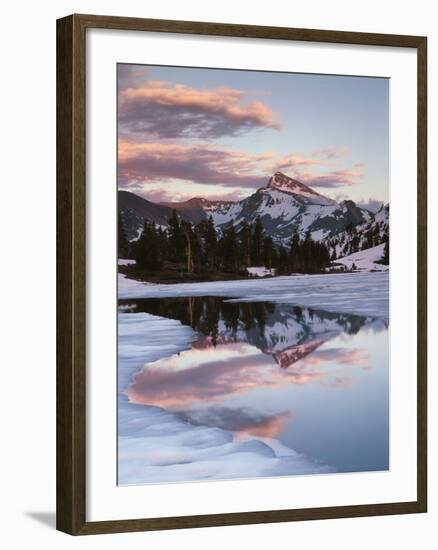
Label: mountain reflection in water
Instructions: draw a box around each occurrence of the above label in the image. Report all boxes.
[120,297,389,473]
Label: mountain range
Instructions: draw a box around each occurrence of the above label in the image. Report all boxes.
[119,171,388,259]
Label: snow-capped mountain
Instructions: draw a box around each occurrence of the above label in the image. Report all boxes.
[325,203,389,260]
[266,171,337,206]
[119,171,375,248]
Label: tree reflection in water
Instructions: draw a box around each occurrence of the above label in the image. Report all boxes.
[119,296,378,354]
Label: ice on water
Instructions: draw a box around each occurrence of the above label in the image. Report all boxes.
[118,312,330,485]
[118,272,388,485]
[119,271,389,319]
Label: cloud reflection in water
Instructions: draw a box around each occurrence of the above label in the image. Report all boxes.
[124,298,385,442]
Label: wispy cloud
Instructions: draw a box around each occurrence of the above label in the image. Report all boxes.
[127,341,367,410]
[119,79,280,139]
[118,64,150,88]
[312,147,349,160]
[293,167,364,188]
[276,154,319,171]
[119,138,364,199]
[118,139,270,189]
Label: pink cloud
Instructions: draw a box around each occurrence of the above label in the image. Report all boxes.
[276,153,319,171]
[118,80,280,139]
[142,187,246,204]
[127,340,368,411]
[293,167,363,188]
[118,139,269,189]
[118,65,150,87]
[119,138,363,197]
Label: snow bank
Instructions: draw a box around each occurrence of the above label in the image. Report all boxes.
[118,312,195,392]
[247,266,276,278]
[118,271,389,319]
[118,258,136,266]
[119,396,331,485]
[118,312,330,485]
[334,244,388,272]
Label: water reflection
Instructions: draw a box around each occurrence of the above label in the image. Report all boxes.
[120,297,386,368]
[120,297,389,473]
[127,341,371,408]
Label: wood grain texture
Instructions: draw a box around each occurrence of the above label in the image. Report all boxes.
[74,13,426,47]
[56,13,427,536]
[416,36,428,514]
[56,14,86,535]
[76,501,423,536]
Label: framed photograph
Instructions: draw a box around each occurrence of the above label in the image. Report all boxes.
[56,14,427,535]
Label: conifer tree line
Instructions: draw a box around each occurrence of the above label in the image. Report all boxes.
[119,210,331,275]
[118,212,130,259]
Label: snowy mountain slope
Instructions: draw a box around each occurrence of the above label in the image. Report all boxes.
[325,203,389,260]
[119,171,375,246]
[266,171,336,206]
[332,243,388,272]
[206,173,372,245]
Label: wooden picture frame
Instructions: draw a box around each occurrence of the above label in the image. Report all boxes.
[56,13,427,535]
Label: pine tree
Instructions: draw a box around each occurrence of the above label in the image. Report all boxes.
[157,226,169,259]
[381,238,389,265]
[132,220,162,271]
[262,236,274,269]
[191,224,203,269]
[219,223,239,272]
[302,229,313,271]
[238,222,252,267]
[181,220,195,273]
[203,216,218,271]
[276,245,290,274]
[351,234,360,254]
[345,222,354,235]
[290,230,302,272]
[252,216,264,264]
[167,209,185,262]
[271,246,279,271]
[118,212,130,258]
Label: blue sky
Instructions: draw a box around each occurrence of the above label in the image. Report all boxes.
[118,64,389,208]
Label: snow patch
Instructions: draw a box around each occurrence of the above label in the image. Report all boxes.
[247,266,276,277]
[334,244,388,272]
[118,271,389,319]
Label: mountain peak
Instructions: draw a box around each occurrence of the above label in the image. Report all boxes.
[265,172,335,205]
[267,172,316,195]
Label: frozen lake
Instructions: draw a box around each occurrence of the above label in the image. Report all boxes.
[119,271,389,319]
[117,273,389,485]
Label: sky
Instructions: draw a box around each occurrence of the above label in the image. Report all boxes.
[118,64,389,209]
